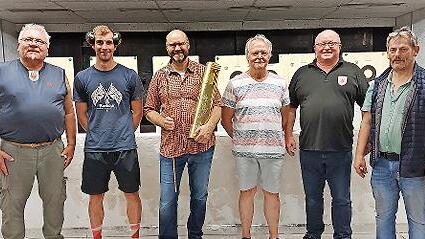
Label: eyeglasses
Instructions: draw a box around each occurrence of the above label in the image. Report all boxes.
[314,41,341,48]
[19,37,48,46]
[166,42,187,49]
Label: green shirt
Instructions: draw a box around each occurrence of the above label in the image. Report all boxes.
[362,72,412,153]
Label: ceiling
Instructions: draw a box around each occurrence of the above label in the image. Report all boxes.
[1,0,425,32]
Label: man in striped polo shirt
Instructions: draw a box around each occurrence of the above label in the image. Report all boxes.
[222,34,290,239]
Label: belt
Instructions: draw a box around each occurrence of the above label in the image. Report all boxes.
[2,138,59,148]
[378,151,400,161]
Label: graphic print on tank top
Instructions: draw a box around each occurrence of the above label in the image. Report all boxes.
[91,82,123,111]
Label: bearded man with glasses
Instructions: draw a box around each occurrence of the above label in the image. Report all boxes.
[285,29,368,239]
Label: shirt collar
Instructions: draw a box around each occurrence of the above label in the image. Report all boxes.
[387,70,412,87]
[165,59,196,75]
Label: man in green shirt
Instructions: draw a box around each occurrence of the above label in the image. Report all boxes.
[355,27,425,239]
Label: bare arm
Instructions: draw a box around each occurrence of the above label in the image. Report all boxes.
[75,102,89,131]
[62,76,77,168]
[221,106,235,138]
[284,106,297,156]
[354,111,372,178]
[131,99,143,130]
[145,111,175,131]
[194,106,222,143]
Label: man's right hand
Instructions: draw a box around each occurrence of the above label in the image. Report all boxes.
[353,156,368,178]
[285,134,297,156]
[162,116,175,131]
[0,150,14,176]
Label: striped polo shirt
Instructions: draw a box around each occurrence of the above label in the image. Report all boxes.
[222,72,290,159]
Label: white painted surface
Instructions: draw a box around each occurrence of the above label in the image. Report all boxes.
[3,132,408,229]
[0,20,18,62]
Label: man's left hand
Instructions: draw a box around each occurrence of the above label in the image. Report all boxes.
[194,124,214,144]
[61,145,75,168]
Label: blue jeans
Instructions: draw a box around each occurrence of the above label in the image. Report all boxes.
[371,157,425,239]
[300,150,352,239]
[159,147,214,239]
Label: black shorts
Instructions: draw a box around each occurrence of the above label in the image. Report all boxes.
[81,149,140,195]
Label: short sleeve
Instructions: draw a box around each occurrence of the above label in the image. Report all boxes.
[361,80,375,112]
[281,80,290,107]
[288,69,300,108]
[73,74,88,102]
[129,70,144,101]
[221,80,236,109]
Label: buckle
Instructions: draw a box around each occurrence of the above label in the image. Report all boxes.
[378,151,400,161]
[3,138,58,148]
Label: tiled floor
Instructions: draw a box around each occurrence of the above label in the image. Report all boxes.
[20,224,409,238]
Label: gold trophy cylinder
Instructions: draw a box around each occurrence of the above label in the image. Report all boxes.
[189,62,221,138]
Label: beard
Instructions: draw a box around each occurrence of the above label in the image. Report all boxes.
[170,51,188,64]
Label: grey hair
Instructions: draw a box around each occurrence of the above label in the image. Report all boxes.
[18,23,51,46]
[386,26,418,48]
[245,34,272,57]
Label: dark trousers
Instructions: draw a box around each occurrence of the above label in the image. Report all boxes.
[300,150,352,239]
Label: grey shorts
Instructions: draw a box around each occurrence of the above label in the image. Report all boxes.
[236,157,284,193]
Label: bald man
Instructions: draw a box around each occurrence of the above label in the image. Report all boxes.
[285,30,368,239]
[144,29,222,239]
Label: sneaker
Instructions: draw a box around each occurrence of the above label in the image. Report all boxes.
[303,235,318,239]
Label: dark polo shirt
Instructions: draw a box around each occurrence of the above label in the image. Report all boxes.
[289,59,368,151]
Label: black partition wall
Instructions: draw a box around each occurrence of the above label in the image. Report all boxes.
[48,27,392,132]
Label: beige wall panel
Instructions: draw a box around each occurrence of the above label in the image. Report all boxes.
[279,53,315,83]
[342,52,388,81]
[45,56,75,93]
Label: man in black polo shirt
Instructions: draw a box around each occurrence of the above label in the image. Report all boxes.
[285,29,368,239]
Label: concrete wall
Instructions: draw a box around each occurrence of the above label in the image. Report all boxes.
[10,132,408,230]
[412,8,425,67]
[0,20,17,62]
[395,8,425,66]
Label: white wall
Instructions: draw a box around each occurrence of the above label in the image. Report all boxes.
[0,20,17,62]
[412,8,425,67]
[395,8,425,66]
[7,132,407,230]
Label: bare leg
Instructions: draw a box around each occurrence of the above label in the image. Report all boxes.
[88,194,105,239]
[125,192,142,237]
[263,190,280,239]
[239,187,257,238]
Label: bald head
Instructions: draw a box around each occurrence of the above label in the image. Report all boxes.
[166,29,189,43]
[315,29,341,45]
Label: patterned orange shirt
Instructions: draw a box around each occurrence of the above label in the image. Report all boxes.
[144,60,222,158]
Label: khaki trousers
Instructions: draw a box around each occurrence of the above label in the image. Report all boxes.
[0,140,66,239]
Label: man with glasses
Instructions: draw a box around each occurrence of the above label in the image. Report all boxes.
[73,25,143,239]
[0,23,76,239]
[222,34,289,239]
[354,27,425,239]
[144,29,222,239]
[285,29,368,239]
